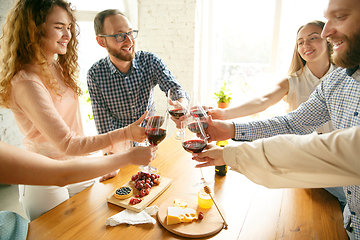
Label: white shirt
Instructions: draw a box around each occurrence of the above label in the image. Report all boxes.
[284,64,337,133]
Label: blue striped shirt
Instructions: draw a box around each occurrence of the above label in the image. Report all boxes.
[87,51,185,134]
[234,66,360,238]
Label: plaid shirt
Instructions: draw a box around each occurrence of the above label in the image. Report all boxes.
[234,66,360,238]
[87,51,185,134]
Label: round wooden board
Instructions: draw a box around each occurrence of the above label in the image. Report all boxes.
[157,193,225,238]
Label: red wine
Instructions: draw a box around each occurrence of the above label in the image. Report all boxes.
[182,139,206,153]
[187,122,209,133]
[145,116,164,128]
[168,109,186,119]
[145,128,166,146]
[190,106,209,118]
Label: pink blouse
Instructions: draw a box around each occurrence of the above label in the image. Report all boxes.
[10,67,131,160]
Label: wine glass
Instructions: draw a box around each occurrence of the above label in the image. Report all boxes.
[187,107,209,135]
[181,118,210,186]
[189,91,212,123]
[140,102,169,173]
[167,87,189,140]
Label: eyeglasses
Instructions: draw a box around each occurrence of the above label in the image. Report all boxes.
[98,30,138,43]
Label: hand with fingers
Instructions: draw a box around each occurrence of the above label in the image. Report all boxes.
[191,143,226,168]
[129,111,148,142]
[197,115,235,143]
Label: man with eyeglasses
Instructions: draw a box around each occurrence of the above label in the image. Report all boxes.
[87,9,187,156]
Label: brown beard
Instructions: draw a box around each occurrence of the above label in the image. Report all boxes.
[332,29,360,68]
[105,39,135,62]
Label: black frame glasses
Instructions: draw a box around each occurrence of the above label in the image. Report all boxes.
[99,30,138,43]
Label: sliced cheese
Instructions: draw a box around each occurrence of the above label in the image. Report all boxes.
[173,199,181,207]
[166,207,198,225]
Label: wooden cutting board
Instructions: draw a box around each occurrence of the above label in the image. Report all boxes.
[107,177,172,212]
[157,193,225,238]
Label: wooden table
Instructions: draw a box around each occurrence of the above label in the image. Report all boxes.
[27,137,348,239]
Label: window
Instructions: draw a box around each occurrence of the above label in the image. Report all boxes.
[206,0,327,119]
[71,0,127,135]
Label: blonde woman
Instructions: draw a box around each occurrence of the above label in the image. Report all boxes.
[210,20,335,134]
[209,20,346,211]
[0,0,150,220]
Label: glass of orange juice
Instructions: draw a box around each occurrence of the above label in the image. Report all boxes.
[198,188,213,209]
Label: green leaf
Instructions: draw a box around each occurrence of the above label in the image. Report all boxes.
[214,81,232,103]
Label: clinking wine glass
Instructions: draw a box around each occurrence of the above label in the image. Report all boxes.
[188,98,211,141]
[181,117,211,186]
[140,103,169,173]
[187,105,209,136]
[189,105,212,119]
[167,87,189,140]
[189,91,212,124]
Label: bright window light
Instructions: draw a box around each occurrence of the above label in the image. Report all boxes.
[209,0,328,119]
[73,1,125,135]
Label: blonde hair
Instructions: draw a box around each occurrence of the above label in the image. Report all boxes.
[0,0,81,108]
[287,20,333,76]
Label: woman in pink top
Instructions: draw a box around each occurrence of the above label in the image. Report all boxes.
[0,0,151,220]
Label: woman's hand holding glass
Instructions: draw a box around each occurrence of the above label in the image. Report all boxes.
[191,144,225,168]
[127,145,158,166]
[207,108,227,120]
[128,111,148,142]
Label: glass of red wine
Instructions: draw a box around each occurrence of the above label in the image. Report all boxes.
[167,87,189,140]
[181,118,210,186]
[187,103,210,136]
[189,91,212,126]
[140,103,169,173]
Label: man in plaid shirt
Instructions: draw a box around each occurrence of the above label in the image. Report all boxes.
[87,9,186,153]
[192,0,360,239]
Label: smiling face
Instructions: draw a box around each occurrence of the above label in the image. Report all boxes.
[41,5,72,61]
[101,14,135,62]
[297,24,329,64]
[322,0,360,68]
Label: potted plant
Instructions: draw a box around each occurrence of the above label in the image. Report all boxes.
[214,81,232,108]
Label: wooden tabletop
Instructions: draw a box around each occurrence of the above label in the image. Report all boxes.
[27,137,347,240]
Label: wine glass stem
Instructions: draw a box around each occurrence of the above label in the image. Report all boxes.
[145,144,157,173]
[177,129,184,137]
[147,159,154,169]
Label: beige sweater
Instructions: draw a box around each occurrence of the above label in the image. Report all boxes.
[224,126,360,188]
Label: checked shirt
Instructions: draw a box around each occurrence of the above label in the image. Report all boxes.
[87,51,184,135]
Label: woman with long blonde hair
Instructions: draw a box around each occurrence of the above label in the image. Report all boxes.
[0,0,150,221]
[210,20,335,134]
